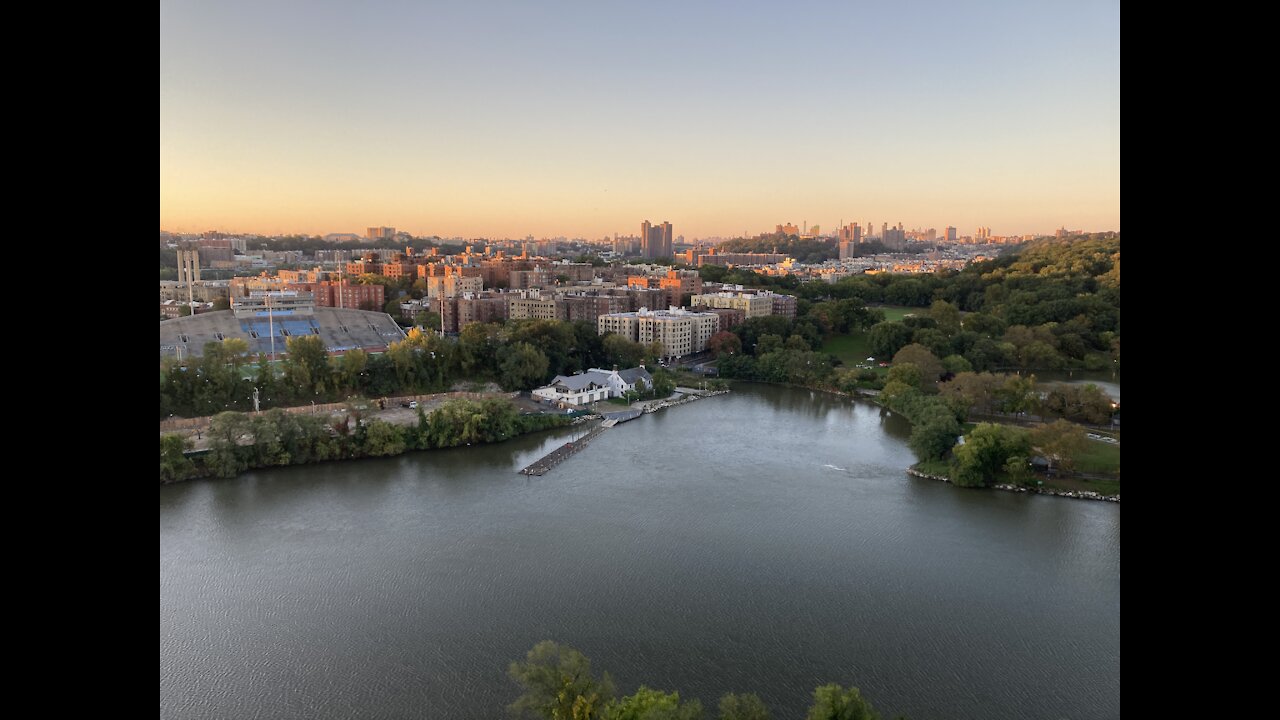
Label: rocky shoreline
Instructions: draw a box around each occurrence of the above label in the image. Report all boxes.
[640,389,731,413]
[907,467,1120,503]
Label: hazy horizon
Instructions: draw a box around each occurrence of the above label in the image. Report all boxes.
[161,0,1119,239]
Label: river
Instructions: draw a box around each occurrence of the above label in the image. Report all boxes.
[159,383,1120,719]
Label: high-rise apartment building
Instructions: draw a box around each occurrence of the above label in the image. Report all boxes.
[945,226,958,243]
[366,226,396,240]
[881,223,907,251]
[838,223,862,244]
[177,247,201,285]
[640,220,673,259]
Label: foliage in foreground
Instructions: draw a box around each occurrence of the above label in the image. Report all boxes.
[508,641,892,720]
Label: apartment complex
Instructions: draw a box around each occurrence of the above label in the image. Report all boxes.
[598,307,720,359]
[691,291,774,319]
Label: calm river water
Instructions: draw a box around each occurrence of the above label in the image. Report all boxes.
[160,383,1119,719]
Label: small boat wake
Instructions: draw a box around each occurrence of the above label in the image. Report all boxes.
[822,463,848,473]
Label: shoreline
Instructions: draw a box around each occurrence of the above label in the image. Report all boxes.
[906,467,1120,503]
[162,389,732,485]
[722,379,1120,504]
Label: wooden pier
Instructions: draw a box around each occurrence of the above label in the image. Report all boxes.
[519,424,607,476]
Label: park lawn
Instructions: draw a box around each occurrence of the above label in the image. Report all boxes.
[914,459,952,478]
[820,306,921,368]
[871,305,918,323]
[1074,440,1121,475]
[821,334,873,365]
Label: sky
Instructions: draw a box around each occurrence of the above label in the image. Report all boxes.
[160,0,1120,240]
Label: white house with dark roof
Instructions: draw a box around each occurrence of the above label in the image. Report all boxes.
[532,366,653,407]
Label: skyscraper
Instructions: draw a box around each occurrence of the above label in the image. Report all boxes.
[641,220,673,259]
[945,226,957,243]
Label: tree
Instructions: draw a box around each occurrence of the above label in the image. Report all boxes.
[160,434,195,482]
[1002,373,1040,414]
[909,328,950,359]
[1029,419,1088,474]
[707,331,742,359]
[717,693,770,720]
[498,342,550,391]
[867,322,913,359]
[927,299,961,335]
[940,354,972,376]
[361,419,407,456]
[891,344,943,388]
[508,641,615,720]
[414,310,442,332]
[606,687,703,720]
[206,411,252,478]
[604,333,648,369]
[785,334,811,352]
[805,684,881,720]
[335,349,368,391]
[1038,383,1112,424]
[649,368,676,398]
[939,371,999,418]
[756,334,784,355]
[951,423,1030,487]
[284,335,332,398]
[212,296,231,311]
[1003,455,1033,486]
[908,411,962,461]
[222,337,250,371]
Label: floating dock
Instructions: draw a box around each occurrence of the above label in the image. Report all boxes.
[519,424,607,476]
[518,393,726,476]
[602,408,642,424]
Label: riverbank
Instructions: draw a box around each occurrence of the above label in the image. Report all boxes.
[160,396,569,484]
[161,388,733,484]
[907,466,1120,503]
[719,377,1119,503]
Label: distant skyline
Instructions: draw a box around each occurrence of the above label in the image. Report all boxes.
[160,1,1119,239]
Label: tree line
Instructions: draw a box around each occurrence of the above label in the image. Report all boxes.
[508,641,894,720]
[705,235,1119,374]
[160,397,569,482]
[875,348,1115,486]
[161,320,678,419]
[715,233,841,264]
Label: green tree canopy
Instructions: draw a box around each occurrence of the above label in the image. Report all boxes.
[508,641,616,720]
[499,342,551,391]
[891,344,943,388]
[717,692,771,720]
[804,684,881,720]
[868,322,913,359]
[1029,419,1088,474]
[605,687,703,720]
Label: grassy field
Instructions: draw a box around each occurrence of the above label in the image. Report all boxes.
[1074,440,1121,475]
[821,334,875,365]
[820,306,921,368]
[871,305,918,323]
[914,459,952,477]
